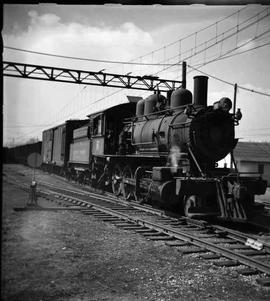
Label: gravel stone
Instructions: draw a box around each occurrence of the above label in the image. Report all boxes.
[2,164,270,300]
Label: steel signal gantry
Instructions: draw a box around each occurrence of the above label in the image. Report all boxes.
[3,61,186,92]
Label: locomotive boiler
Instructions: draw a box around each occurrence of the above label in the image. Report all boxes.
[132,76,236,168]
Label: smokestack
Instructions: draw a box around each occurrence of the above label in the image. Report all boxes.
[193,76,208,106]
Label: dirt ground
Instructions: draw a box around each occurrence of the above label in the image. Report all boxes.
[2,165,270,301]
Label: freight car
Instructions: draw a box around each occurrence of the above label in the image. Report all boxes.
[4,141,42,164]
[41,119,89,174]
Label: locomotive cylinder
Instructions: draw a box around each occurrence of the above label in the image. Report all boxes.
[193,76,208,106]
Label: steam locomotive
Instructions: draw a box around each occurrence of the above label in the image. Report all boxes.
[41,75,267,222]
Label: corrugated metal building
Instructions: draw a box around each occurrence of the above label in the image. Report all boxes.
[233,142,270,186]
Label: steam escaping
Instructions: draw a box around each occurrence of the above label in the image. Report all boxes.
[168,145,190,175]
[168,145,181,174]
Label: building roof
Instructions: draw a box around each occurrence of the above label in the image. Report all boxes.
[234,142,270,163]
[126,95,143,103]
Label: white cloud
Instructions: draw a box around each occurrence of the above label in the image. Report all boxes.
[3,11,156,144]
[4,11,154,66]
[28,10,61,26]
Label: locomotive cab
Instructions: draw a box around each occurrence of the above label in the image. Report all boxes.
[88,102,137,156]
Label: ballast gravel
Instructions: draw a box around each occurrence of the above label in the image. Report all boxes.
[2,165,270,301]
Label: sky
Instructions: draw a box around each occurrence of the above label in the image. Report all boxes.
[3,4,270,146]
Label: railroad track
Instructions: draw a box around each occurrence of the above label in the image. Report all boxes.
[4,172,270,286]
[257,200,270,211]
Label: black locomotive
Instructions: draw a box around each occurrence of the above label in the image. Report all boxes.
[41,75,267,222]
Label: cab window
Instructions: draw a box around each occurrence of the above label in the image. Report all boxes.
[93,115,103,136]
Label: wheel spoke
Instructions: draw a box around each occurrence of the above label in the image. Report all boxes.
[122,165,134,201]
[184,195,196,217]
[111,164,122,196]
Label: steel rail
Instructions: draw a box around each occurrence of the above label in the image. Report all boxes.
[4,174,270,274]
[6,173,270,245]
[38,187,270,276]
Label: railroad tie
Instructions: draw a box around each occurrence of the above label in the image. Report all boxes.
[146,236,174,241]
[178,247,207,255]
[225,244,250,250]
[165,241,191,247]
[256,277,270,287]
[92,213,111,217]
[120,226,145,230]
[102,218,123,222]
[214,260,241,267]
[237,268,260,276]
[82,210,99,215]
[195,234,217,238]
[205,238,235,244]
[237,249,267,256]
[141,231,164,237]
[199,253,221,260]
[134,229,158,234]
[113,208,137,211]
[113,223,135,227]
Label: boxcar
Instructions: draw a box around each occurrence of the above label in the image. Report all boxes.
[69,125,91,168]
[41,119,89,174]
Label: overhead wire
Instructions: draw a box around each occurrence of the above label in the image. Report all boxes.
[137,8,269,77]
[99,6,249,71]
[6,6,269,144]
[190,40,270,67]
[3,46,180,66]
[3,7,251,69]
[191,29,270,68]
[153,8,270,76]
[187,64,270,98]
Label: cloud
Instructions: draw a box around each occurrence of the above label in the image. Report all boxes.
[3,11,156,144]
[3,10,154,67]
[28,10,61,26]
